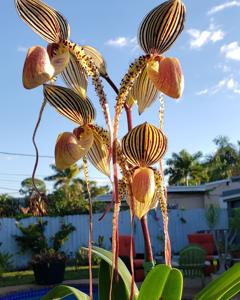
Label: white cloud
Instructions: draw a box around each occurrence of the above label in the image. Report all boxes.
[17,46,27,53]
[208,1,240,15]
[105,36,137,48]
[196,89,209,96]
[196,77,240,96]
[187,24,224,49]
[221,42,240,61]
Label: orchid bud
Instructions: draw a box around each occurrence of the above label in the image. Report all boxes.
[147,56,184,99]
[55,126,94,170]
[22,46,54,89]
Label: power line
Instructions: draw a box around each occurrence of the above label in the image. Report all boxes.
[0,187,20,191]
[0,151,53,158]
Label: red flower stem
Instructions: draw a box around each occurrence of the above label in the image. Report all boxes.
[141,215,154,262]
[104,74,154,263]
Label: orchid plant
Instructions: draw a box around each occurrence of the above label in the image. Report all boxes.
[16,0,235,299]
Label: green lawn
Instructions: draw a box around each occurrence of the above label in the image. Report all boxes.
[0,266,99,287]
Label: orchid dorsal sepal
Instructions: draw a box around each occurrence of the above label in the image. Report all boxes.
[55,125,94,170]
[147,55,184,99]
[15,0,70,43]
[138,0,186,54]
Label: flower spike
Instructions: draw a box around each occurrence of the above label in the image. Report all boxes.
[138,0,186,54]
[15,0,70,43]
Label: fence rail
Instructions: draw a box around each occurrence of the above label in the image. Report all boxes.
[0,208,228,268]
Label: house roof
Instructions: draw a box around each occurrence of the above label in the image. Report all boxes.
[222,188,240,202]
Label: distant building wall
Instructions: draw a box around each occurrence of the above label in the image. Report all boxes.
[168,192,205,209]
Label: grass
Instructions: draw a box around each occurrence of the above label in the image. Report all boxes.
[0,266,99,288]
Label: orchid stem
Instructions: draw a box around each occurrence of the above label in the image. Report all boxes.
[104,74,154,264]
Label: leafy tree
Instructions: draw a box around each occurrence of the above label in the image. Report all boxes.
[19,178,46,196]
[46,164,109,215]
[206,136,240,181]
[164,150,208,185]
[0,194,19,217]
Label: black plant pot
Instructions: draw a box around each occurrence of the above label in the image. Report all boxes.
[33,261,66,285]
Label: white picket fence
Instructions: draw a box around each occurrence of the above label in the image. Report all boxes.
[0,208,228,268]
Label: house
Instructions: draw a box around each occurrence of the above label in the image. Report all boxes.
[96,177,240,210]
[168,177,240,209]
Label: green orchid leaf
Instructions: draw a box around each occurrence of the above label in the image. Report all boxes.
[82,246,139,300]
[44,84,96,125]
[41,285,89,300]
[99,259,130,300]
[138,264,183,300]
[15,0,70,43]
[194,263,240,300]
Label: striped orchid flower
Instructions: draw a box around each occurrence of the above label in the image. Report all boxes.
[44,84,110,177]
[16,0,112,145]
[111,0,185,270]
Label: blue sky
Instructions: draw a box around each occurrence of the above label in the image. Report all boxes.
[1,0,240,196]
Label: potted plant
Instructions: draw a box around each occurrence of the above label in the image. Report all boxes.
[15,219,75,284]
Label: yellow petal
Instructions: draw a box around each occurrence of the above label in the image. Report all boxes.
[147,56,184,99]
[47,43,70,76]
[87,125,111,177]
[22,46,54,89]
[131,66,159,114]
[55,126,94,170]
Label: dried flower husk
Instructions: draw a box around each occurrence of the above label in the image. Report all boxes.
[147,56,184,99]
[22,46,55,89]
[121,122,167,167]
[138,0,186,54]
[130,66,159,114]
[55,125,94,170]
[47,43,70,76]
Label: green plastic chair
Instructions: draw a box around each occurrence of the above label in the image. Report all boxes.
[179,245,207,286]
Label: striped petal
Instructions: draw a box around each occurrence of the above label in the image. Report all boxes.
[15,0,70,43]
[22,46,54,89]
[61,52,88,99]
[147,56,184,99]
[138,0,186,54]
[131,66,159,114]
[55,126,94,170]
[87,125,110,177]
[82,45,108,77]
[44,84,96,125]
[121,122,167,167]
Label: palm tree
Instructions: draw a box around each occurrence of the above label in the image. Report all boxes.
[164,149,207,186]
[45,164,82,190]
[206,136,240,181]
